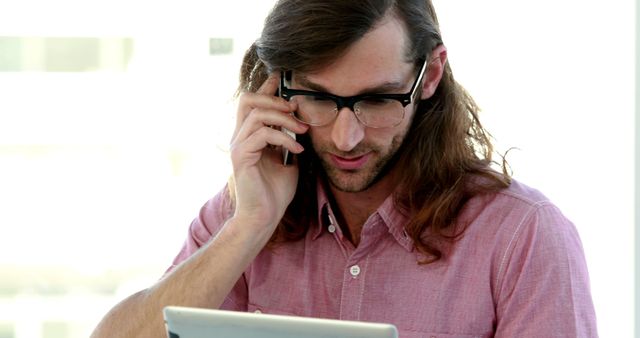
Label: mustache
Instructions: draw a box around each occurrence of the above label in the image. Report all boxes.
[316,144,377,158]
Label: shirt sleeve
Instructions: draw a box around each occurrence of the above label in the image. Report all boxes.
[163,185,249,311]
[494,202,598,337]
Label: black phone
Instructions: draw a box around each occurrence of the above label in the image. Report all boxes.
[278,77,296,165]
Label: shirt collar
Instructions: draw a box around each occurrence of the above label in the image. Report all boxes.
[311,178,414,252]
[377,194,414,252]
[312,178,330,240]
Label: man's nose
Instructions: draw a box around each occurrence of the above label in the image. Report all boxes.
[330,107,365,152]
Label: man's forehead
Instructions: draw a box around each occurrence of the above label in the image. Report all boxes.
[293,58,416,96]
[289,15,415,95]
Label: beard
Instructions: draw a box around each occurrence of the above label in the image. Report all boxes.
[312,133,406,193]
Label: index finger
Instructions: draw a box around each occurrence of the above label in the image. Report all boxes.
[256,72,280,96]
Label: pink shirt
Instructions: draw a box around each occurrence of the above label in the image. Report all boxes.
[169,179,598,337]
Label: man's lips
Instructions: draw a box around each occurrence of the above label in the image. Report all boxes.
[330,153,370,170]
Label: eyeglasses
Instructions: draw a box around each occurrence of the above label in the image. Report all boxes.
[279,59,428,128]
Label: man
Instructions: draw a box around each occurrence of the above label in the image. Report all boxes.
[92,0,598,337]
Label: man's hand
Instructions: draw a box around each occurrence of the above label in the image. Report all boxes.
[229,73,309,237]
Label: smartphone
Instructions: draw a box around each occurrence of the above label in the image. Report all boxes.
[281,127,296,165]
[278,76,296,165]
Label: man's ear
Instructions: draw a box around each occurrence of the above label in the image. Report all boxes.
[420,44,447,100]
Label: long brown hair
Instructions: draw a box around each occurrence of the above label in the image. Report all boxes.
[237,0,511,263]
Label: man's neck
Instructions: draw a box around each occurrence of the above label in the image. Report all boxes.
[327,171,398,247]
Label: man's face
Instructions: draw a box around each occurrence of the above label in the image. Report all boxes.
[293,17,419,193]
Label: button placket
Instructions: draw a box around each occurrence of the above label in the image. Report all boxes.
[339,256,368,321]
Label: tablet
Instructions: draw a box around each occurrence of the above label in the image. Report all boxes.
[164,306,398,338]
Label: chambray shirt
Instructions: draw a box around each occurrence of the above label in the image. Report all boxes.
[169,179,598,337]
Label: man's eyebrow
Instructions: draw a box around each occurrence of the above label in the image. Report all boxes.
[296,75,407,95]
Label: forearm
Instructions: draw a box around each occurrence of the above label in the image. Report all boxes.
[91,217,272,338]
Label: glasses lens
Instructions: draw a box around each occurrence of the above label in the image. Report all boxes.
[355,98,404,128]
[289,94,405,128]
[290,95,338,126]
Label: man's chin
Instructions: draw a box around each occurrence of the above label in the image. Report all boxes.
[326,170,377,193]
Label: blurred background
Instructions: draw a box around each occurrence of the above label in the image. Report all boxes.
[0,0,635,337]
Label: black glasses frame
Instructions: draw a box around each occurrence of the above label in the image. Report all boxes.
[279,59,428,114]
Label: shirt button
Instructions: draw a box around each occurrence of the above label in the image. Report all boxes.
[328,225,336,233]
[349,265,361,277]
[254,309,262,314]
